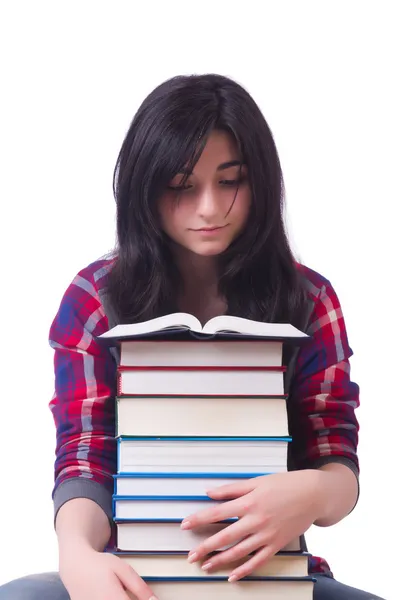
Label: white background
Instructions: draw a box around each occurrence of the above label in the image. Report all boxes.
[0,1,395,598]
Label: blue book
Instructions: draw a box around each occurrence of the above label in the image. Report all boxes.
[117,436,291,475]
[113,471,269,497]
[113,495,229,521]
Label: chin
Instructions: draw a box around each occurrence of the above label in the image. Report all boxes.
[190,243,230,257]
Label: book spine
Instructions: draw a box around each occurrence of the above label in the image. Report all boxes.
[118,365,286,372]
[120,339,284,343]
[114,495,219,501]
[114,517,236,523]
[114,472,266,479]
[113,550,311,557]
[118,435,292,441]
[140,576,316,582]
[117,394,288,399]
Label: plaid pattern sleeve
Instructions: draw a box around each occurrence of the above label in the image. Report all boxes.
[288,268,360,475]
[288,268,361,576]
[48,259,117,501]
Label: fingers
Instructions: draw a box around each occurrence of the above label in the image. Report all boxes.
[182,494,253,530]
[187,518,249,562]
[206,478,256,500]
[115,560,158,600]
[201,532,264,571]
[228,544,276,581]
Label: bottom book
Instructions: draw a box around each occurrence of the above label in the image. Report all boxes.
[126,577,315,600]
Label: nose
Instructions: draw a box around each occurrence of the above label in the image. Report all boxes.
[197,186,220,221]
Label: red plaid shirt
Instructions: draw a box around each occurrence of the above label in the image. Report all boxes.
[49,258,360,576]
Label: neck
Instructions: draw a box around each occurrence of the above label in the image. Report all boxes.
[172,244,219,293]
[171,244,227,323]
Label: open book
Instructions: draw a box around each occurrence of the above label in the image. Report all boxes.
[98,312,309,342]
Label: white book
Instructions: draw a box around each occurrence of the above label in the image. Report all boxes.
[116,521,301,553]
[118,368,285,397]
[116,551,309,578]
[125,578,314,600]
[118,438,289,474]
[119,340,284,367]
[98,312,309,341]
[114,497,223,521]
[116,396,289,437]
[114,474,258,497]
[116,521,230,552]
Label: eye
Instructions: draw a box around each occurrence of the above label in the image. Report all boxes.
[168,184,193,192]
[220,177,246,186]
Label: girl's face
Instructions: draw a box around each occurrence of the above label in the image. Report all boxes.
[158,130,251,257]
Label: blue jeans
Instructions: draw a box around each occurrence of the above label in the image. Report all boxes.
[0,572,386,599]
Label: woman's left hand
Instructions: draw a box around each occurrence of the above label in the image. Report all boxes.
[180,470,323,581]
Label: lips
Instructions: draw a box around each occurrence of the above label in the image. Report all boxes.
[194,226,225,232]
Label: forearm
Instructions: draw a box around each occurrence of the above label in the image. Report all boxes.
[312,462,359,527]
[56,498,111,559]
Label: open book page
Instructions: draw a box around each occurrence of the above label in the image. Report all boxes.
[99,312,308,341]
[202,315,308,338]
[99,312,202,339]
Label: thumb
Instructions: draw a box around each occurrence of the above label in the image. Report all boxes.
[115,560,158,600]
[206,477,256,499]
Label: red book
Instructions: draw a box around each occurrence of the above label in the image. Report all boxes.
[117,365,286,397]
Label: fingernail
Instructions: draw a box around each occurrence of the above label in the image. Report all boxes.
[149,596,159,600]
[188,552,198,563]
[180,520,191,530]
[228,574,237,582]
[201,561,212,571]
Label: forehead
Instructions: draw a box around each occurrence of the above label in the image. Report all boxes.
[193,130,240,172]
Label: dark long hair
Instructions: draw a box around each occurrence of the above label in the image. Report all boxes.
[107,73,309,329]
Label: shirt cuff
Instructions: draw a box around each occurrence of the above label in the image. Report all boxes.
[53,477,113,524]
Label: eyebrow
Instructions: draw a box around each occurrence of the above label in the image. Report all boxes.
[177,160,244,176]
[217,160,244,171]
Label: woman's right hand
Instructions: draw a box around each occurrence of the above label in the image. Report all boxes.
[60,547,157,600]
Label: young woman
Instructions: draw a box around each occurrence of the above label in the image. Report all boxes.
[0,74,384,600]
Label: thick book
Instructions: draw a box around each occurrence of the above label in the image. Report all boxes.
[116,395,289,437]
[115,520,302,553]
[115,550,310,578]
[113,495,228,521]
[124,578,315,600]
[98,312,309,342]
[117,437,290,474]
[117,366,286,397]
[118,340,284,368]
[114,473,264,497]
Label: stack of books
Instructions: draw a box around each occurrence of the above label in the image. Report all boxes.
[99,312,316,599]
